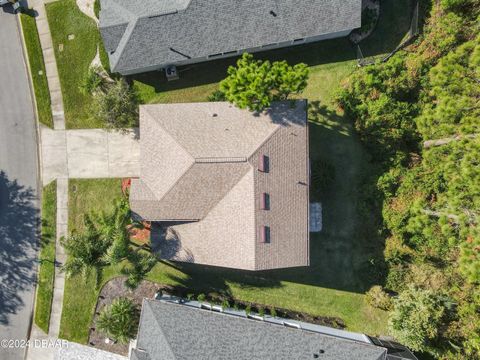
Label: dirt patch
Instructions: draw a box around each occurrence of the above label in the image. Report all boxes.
[88,278,158,355]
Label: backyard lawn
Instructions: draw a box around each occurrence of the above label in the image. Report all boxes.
[34,181,56,333]
[20,12,53,128]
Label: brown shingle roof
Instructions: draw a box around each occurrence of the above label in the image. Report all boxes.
[130,101,309,270]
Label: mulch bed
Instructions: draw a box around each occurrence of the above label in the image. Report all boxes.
[88,277,158,356]
[89,277,346,356]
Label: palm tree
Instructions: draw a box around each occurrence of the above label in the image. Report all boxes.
[61,214,110,281]
[96,298,139,344]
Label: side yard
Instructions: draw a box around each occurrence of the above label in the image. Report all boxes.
[20,12,53,128]
[34,181,56,333]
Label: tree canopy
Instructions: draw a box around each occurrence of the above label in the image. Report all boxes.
[336,1,479,357]
[218,53,309,111]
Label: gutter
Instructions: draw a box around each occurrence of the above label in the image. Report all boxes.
[16,10,44,360]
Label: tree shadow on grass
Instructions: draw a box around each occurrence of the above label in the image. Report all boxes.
[154,100,386,299]
[0,171,39,325]
[128,0,414,101]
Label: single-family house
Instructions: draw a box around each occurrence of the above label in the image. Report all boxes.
[129,295,419,360]
[129,101,309,270]
[99,0,362,75]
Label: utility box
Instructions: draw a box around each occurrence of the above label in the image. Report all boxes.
[165,65,179,81]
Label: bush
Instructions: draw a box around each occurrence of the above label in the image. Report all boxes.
[208,89,226,102]
[94,78,139,130]
[197,293,206,302]
[365,285,393,311]
[96,298,139,344]
[389,287,446,352]
[270,307,277,318]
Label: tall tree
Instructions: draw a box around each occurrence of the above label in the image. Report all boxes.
[218,53,308,112]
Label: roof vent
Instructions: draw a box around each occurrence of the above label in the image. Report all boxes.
[270,10,277,17]
[261,193,270,210]
[260,226,270,243]
[212,113,218,117]
[258,155,269,173]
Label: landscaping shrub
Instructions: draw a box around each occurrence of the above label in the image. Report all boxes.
[96,298,139,344]
[93,78,139,130]
[365,285,393,311]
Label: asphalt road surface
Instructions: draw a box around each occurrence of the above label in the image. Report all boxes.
[0,6,40,360]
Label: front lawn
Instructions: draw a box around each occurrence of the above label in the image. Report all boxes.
[34,181,56,333]
[46,0,102,129]
[20,12,53,128]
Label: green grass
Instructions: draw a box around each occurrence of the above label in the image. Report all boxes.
[58,0,417,342]
[20,12,53,128]
[46,0,102,129]
[34,181,56,333]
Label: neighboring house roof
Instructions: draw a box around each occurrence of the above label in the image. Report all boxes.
[130,101,309,270]
[131,298,388,360]
[99,0,362,74]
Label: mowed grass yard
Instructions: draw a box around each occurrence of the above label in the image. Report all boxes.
[61,60,389,344]
[20,13,53,127]
[59,0,415,344]
[34,181,56,333]
[46,0,102,129]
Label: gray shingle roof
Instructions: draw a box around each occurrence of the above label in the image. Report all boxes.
[129,101,309,270]
[99,0,361,74]
[132,299,387,360]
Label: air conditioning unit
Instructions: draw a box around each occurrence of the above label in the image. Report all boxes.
[165,65,179,81]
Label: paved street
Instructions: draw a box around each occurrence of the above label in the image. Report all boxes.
[0,6,40,360]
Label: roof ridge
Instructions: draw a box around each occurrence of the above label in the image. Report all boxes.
[110,15,139,72]
[143,106,196,160]
[143,300,177,359]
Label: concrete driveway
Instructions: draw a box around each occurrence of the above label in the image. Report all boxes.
[40,127,140,185]
[0,7,40,360]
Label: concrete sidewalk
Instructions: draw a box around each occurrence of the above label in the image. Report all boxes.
[33,0,65,130]
[41,127,140,185]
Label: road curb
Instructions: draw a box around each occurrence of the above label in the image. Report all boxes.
[16,10,44,360]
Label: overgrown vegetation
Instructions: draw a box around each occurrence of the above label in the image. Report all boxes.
[336,1,479,357]
[34,181,56,333]
[20,13,53,127]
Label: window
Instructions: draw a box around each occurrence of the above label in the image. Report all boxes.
[260,193,270,210]
[261,226,270,243]
[258,155,269,172]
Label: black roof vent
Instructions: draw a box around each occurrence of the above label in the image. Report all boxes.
[270,10,277,17]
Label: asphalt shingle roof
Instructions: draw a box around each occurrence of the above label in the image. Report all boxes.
[130,101,309,270]
[133,299,387,360]
[100,0,361,74]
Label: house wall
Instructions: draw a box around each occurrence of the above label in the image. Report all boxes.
[116,28,353,75]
